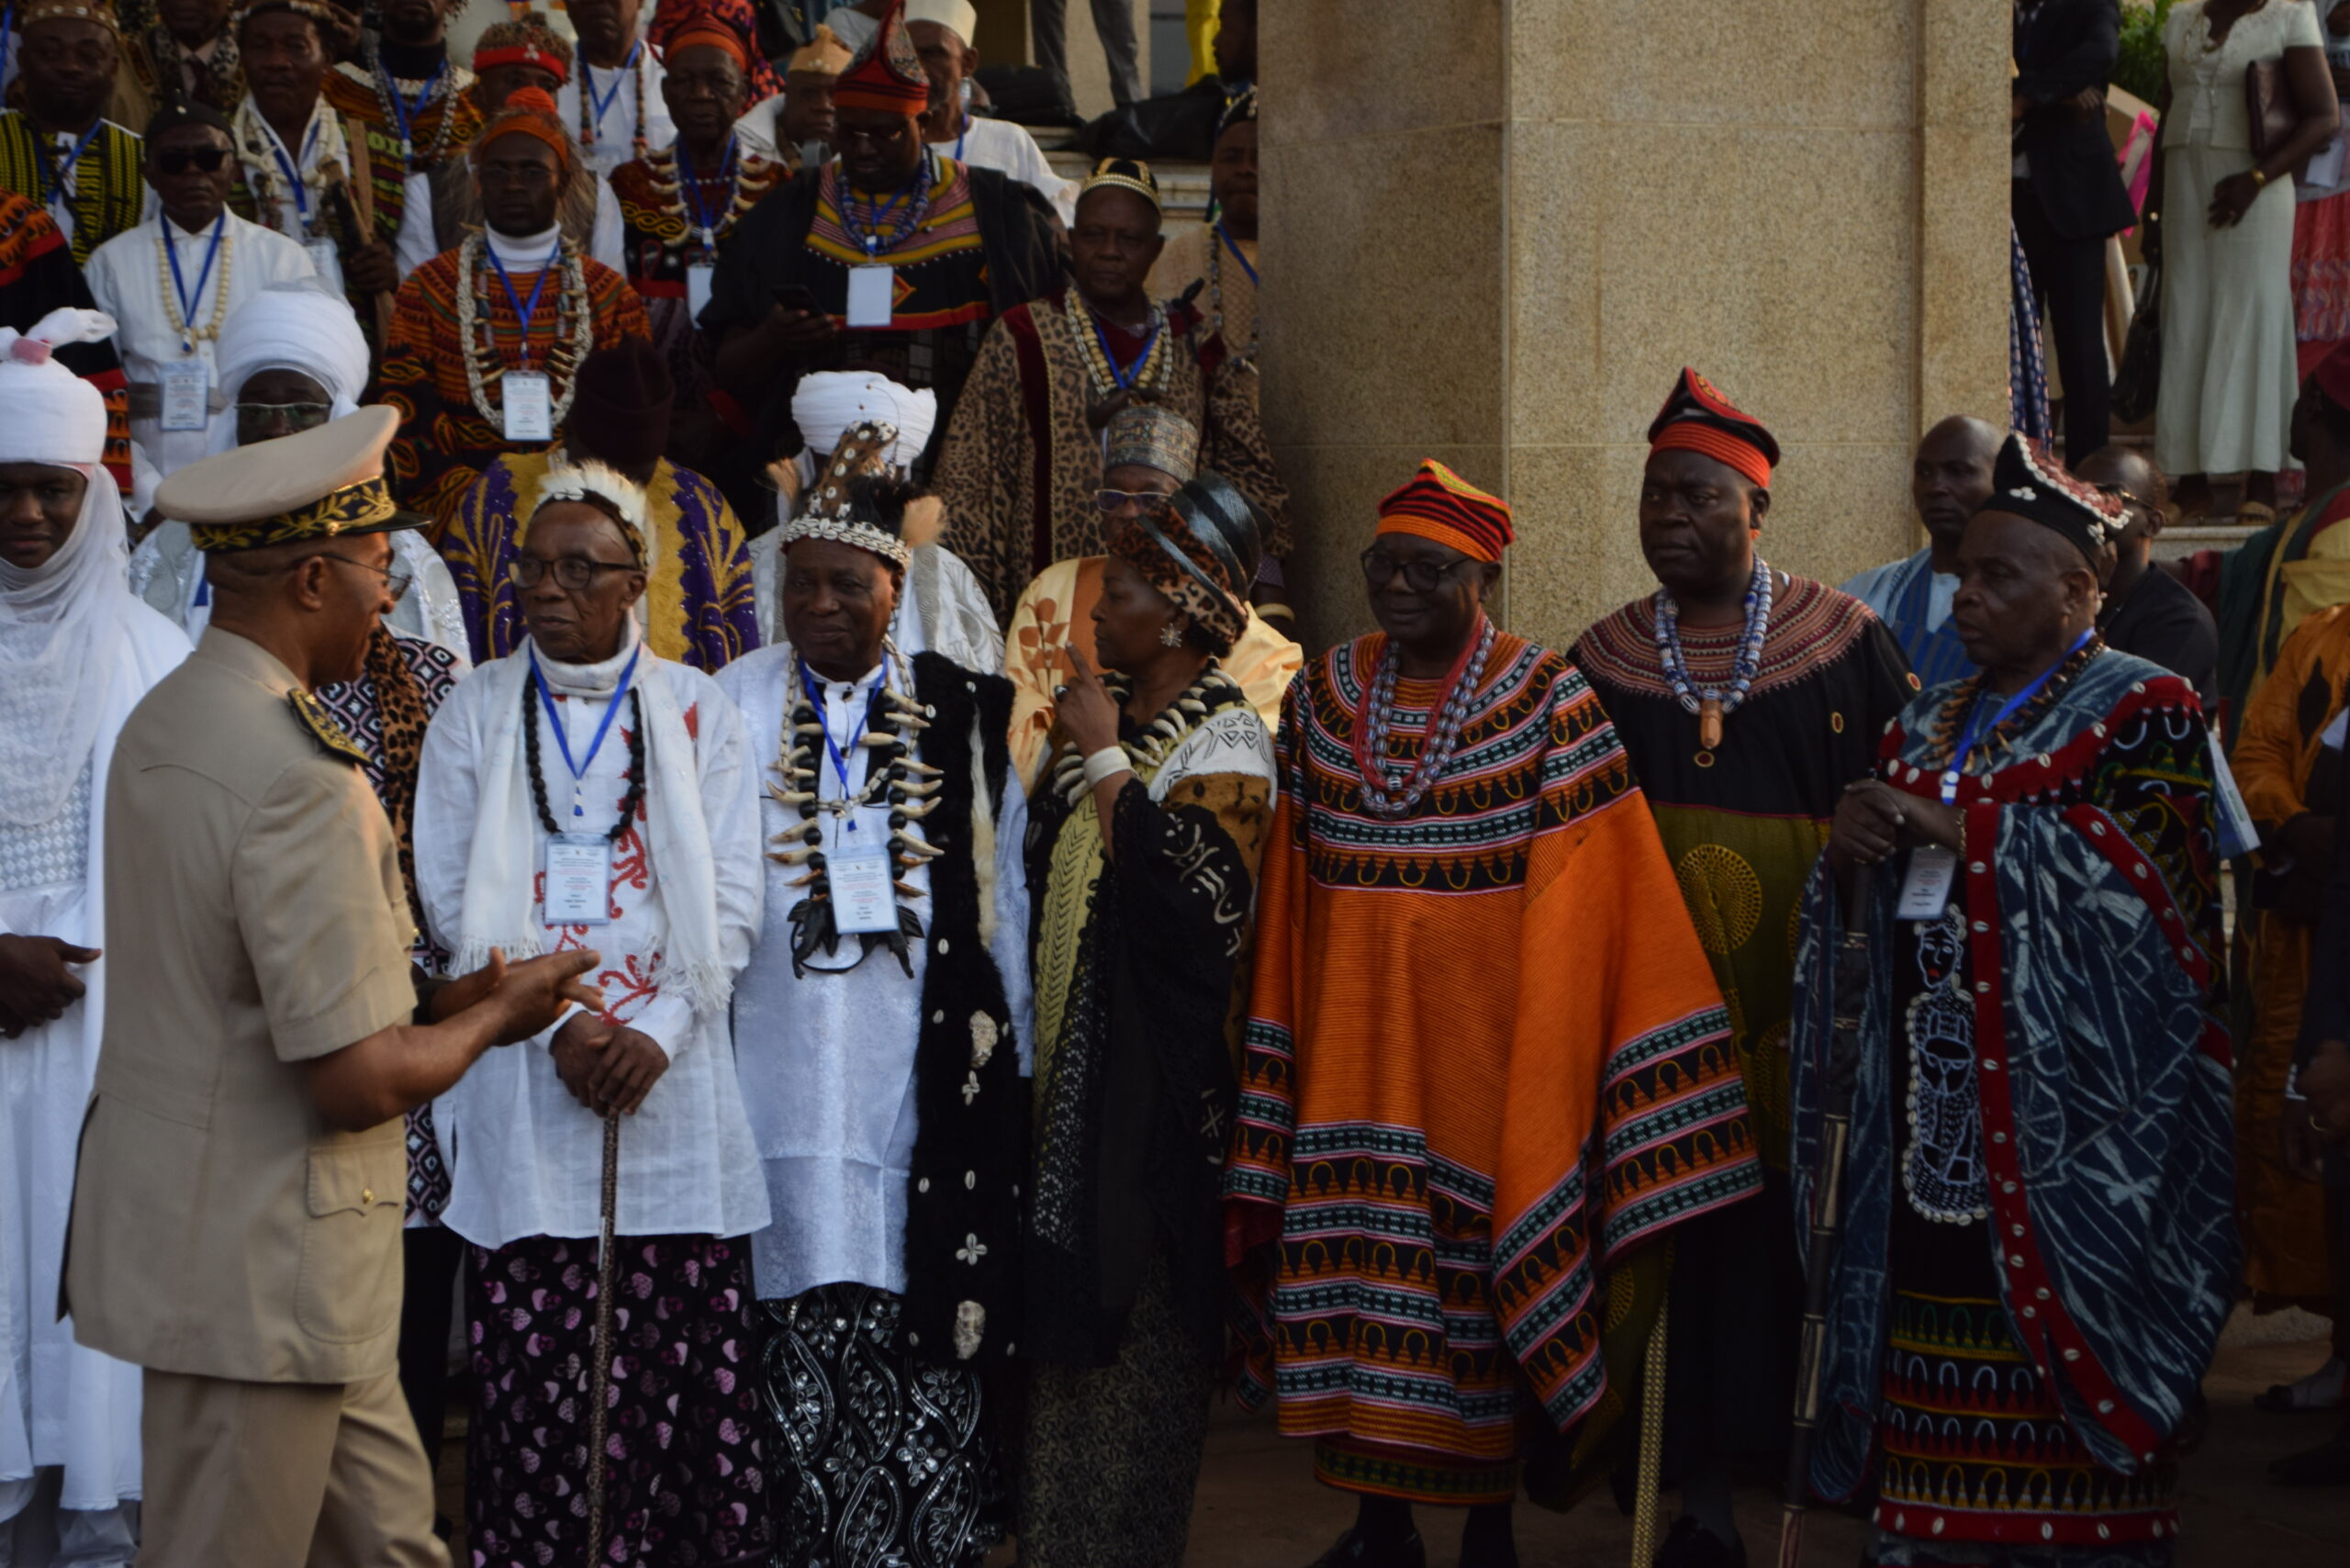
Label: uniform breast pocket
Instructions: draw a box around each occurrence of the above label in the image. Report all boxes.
[294,1140,405,1346]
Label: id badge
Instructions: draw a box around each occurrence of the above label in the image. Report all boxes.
[845,263,895,329]
[829,845,898,935]
[543,833,614,926]
[503,371,554,442]
[159,359,210,431]
[1896,846,1960,921]
[304,238,344,297]
[687,263,715,321]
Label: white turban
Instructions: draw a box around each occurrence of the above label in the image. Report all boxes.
[791,371,937,470]
[0,308,118,470]
[207,280,371,455]
[902,0,977,43]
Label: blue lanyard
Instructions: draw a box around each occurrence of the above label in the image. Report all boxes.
[380,57,446,154]
[162,211,228,347]
[584,41,640,139]
[486,239,559,367]
[843,162,923,257]
[37,121,99,210]
[1939,630,2093,803]
[798,659,872,834]
[952,125,966,161]
[677,134,736,250]
[1090,308,1160,391]
[267,115,319,220]
[1215,219,1258,286]
[532,646,640,822]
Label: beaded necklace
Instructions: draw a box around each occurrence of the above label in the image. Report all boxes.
[577,40,649,162]
[1652,557,1774,751]
[522,678,647,839]
[371,55,459,168]
[767,638,942,977]
[455,231,594,430]
[835,151,933,257]
[1071,293,1169,400]
[666,138,750,260]
[1046,661,1248,807]
[1922,633,2103,777]
[156,213,233,352]
[1350,614,1499,818]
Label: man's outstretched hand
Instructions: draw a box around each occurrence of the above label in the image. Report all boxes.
[435,948,605,1045]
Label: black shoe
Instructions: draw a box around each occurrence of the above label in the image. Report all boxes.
[1306,1525,1428,1568]
[1654,1516,1748,1568]
[2268,1432,2350,1485]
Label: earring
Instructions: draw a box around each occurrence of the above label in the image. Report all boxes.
[1159,621,1185,647]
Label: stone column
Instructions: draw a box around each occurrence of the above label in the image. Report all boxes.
[1259,1,2011,649]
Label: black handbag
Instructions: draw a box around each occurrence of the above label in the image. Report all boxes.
[2112,258,2162,425]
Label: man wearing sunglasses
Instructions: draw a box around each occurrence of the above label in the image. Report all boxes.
[2073,444,2219,707]
[84,100,317,511]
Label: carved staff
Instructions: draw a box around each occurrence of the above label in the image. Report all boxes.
[585,1111,621,1561]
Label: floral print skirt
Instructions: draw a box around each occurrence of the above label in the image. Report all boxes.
[464,1233,770,1567]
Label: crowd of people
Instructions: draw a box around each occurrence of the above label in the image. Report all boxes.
[0,2,2348,1567]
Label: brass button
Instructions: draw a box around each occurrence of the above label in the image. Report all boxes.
[361,1187,375,1205]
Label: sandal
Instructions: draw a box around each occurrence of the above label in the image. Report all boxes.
[2256,1355,2344,1413]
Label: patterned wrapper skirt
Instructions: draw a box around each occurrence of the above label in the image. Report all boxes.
[464,1234,770,1567]
[759,1283,1001,1568]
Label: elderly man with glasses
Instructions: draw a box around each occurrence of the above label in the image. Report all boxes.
[2073,444,2219,706]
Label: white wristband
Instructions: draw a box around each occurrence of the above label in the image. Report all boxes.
[1081,745,1131,790]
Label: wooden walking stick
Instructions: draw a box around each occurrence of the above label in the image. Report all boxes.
[1775,864,1877,1568]
[585,1110,621,1562]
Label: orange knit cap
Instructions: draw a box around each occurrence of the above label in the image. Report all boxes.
[1647,366,1778,490]
[834,0,930,117]
[1374,460,1514,562]
[474,86,573,168]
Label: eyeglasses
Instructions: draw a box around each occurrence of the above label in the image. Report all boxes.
[1094,487,1175,515]
[508,555,637,591]
[235,399,333,433]
[1360,549,1467,594]
[318,551,414,603]
[155,146,230,175]
[2091,480,2158,516]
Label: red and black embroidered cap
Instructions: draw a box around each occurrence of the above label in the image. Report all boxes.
[1974,433,2126,566]
[1647,366,1779,490]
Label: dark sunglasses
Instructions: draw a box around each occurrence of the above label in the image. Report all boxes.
[154,146,230,175]
[1360,549,1467,594]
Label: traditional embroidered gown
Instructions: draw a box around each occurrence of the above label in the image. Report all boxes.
[2228,603,2350,1310]
[0,193,131,488]
[1788,642,2231,1559]
[713,643,1033,1568]
[1022,675,1276,1566]
[322,54,483,264]
[608,138,785,408]
[0,112,148,267]
[931,281,1291,623]
[441,447,757,672]
[379,230,651,530]
[1224,631,1762,1503]
[1571,574,1915,1486]
[1846,547,1977,694]
[414,635,770,1568]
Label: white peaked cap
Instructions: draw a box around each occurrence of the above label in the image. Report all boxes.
[902,0,978,42]
[0,308,116,468]
[791,370,938,469]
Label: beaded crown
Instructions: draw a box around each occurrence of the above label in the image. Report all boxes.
[531,454,651,566]
[777,420,945,569]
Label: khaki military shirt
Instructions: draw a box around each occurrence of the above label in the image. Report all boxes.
[66,628,419,1384]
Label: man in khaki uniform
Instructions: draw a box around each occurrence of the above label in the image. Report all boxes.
[63,407,599,1568]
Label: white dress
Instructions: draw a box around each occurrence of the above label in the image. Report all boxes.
[82,213,318,491]
[2157,0,2327,476]
[0,600,185,1515]
[712,644,1033,1302]
[415,643,769,1247]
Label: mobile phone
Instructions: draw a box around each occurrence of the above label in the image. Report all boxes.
[773,285,821,314]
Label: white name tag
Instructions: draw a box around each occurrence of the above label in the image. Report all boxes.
[305,238,345,297]
[829,845,898,935]
[543,833,613,926]
[503,370,554,442]
[845,263,895,329]
[158,359,210,431]
[687,263,715,321]
[1897,846,1960,921]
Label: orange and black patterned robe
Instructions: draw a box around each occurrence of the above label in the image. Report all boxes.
[0,191,130,487]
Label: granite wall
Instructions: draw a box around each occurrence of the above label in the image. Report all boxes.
[1258,0,2012,650]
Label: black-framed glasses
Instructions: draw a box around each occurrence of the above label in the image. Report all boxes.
[1094,487,1174,515]
[319,551,414,603]
[235,399,333,435]
[154,146,230,174]
[508,555,637,591]
[1360,549,1466,594]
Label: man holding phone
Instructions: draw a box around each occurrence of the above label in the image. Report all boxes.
[704,0,1059,485]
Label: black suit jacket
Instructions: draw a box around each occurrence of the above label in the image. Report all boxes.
[2014,0,2139,240]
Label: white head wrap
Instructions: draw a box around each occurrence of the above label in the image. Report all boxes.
[207,280,371,456]
[0,308,140,824]
[791,371,937,469]
[0,308,117,470]
[901,0,978,44]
